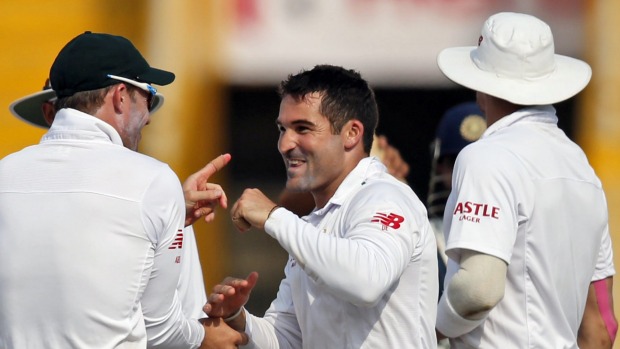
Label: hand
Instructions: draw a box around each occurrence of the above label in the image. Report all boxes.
[198,317,249,349]
[371,135,409,182]
[230,189,278,232]
[204,272,259,320]
[183,154,232,226]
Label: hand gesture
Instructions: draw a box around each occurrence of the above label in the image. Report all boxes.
[198,317,249,349]
[183,154,231,226]
[204,272,259,320]
[230,188,278,232]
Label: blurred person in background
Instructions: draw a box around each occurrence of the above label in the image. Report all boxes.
[435,12,616,348]
[204,64,438,348]
[0,32,245,348]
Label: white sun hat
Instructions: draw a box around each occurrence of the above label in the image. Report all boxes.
[9,80,165,128]
[437,12,591,105]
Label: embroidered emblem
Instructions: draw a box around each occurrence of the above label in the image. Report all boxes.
[371,212,405,230]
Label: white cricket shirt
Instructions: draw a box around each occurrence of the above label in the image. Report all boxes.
[441,106,615,348]
[244,157,438,348]
[0,109,204,348]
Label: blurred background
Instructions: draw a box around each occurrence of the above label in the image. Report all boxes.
[1,0,619,343]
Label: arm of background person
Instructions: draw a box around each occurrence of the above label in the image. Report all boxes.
[436,249,507,339]
[578,277,617,349]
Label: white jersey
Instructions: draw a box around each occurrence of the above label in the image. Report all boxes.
[243,157,438,348]
[442,106,615,348]
[178,225,208,319]
[0,109,204,349]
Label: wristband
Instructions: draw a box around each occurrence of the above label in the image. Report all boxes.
[224,307,244,322]
[267,205,281,219]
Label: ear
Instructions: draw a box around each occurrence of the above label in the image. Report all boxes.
[111,84,126,113]
[342,119,364,150]
[41,101,56,127]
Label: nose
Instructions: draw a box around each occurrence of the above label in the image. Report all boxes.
[278,129,296,155]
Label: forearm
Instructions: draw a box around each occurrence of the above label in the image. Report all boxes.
[436,250,507,337]
[265,208,412,306]
[578,277,616,348]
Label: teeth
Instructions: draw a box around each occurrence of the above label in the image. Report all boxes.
[289,159,302,165]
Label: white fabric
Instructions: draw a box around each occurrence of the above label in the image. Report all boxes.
[243,157,438,348]
[0,108,204,349]
[178,225,208,319]
[437,12,591,105]
[440,105,615,348]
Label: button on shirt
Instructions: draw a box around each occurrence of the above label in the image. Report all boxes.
[443,106,615,348]
[243,157,438,348]
[0,108,204,348]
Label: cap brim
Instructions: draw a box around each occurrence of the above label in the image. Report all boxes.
[9,89,166,130]
[9,89,56,128]
[437,46,592,105]
[138,67,175,86]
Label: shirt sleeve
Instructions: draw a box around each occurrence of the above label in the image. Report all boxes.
[243,261,303,349]
[593,223,616,281]
[264,181,424,306]
[139,168,205,349]
[444,145,526,264]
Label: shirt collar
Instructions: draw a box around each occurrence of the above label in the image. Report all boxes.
[481,105,558,139]
[312,156,386,215]
[42,108,124,146]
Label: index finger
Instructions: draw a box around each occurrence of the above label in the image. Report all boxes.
[205,153,232,178]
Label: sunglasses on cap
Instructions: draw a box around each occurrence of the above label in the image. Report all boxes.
[106,74,157,111]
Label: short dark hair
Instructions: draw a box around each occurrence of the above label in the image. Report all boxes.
[278,65,378,154]
[54,85,116,115]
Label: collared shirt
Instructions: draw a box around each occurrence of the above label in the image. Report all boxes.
[0,108,204,348]
[244,157,438,348]
[443,106,615,348]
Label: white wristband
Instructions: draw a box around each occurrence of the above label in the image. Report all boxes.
[224,307,244,322]
[436,293,485,338]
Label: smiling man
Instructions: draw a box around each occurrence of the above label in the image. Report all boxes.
[204,65,438,348]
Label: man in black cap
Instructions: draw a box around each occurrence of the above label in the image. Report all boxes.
[0,32,246,348]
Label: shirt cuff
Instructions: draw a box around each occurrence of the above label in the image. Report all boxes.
[436,293,485,338]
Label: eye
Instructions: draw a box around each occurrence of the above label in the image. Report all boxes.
[295,125,311,134]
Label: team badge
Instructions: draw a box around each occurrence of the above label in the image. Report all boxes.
[460,114,487,142]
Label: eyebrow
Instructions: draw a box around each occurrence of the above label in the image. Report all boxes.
[276,119,317,128]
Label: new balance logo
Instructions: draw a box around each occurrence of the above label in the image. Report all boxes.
[371,212,405,230]
[168,230,183,249]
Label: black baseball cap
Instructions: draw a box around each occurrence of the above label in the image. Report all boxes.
[50,31,175,98]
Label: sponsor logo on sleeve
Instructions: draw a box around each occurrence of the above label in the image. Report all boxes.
[168,230,184,249]
[371,212,404,231]
[453,201,500,223]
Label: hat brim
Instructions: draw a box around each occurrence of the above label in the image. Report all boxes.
[437,46,592,105]
[138,67,175,86]
[9,90,165,129]
[9,90,56,128]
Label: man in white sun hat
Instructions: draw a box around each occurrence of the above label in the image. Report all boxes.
[434,12,616,348]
